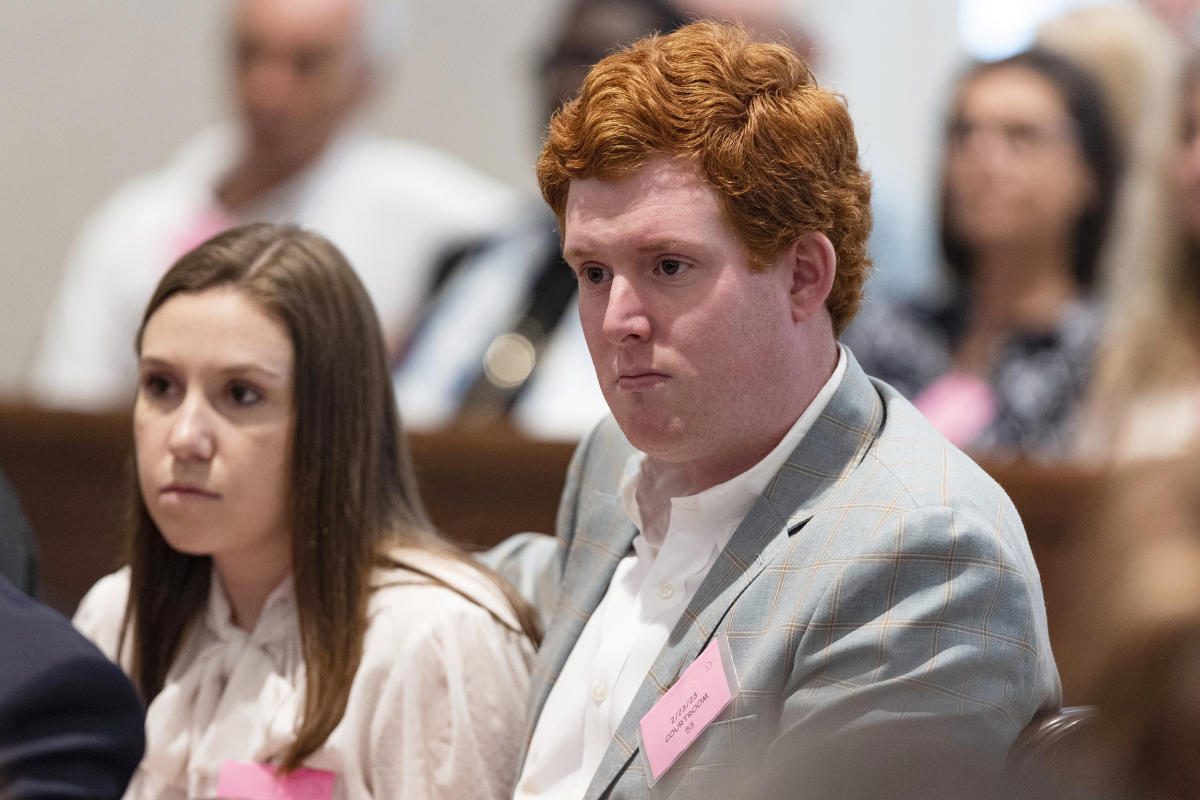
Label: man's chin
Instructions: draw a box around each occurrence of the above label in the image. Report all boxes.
[244,130,319,171]
[613,410,688,460]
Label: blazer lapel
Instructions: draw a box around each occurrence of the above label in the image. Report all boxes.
[583,352,886,799]
[526,475,640,741]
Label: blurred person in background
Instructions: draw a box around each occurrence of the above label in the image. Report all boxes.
[73,224,536,798]
[845,48,1122,459]
[0,470,36,597]
[392,0,688,439]
[1144,0,1200,45]
[29,0,517,411]
[1038,5,1182,321]
[1077,54,1200,463]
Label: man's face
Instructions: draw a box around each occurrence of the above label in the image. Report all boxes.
[564,155,802,489]
[233,0,367,172]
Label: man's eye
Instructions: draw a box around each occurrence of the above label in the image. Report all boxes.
[583,266,609,284]
[229,382,262,406]
[657,259,689,276]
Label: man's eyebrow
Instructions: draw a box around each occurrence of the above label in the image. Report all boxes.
[562,239,699,261]
[635,239,696,254]
[561,244,590,262]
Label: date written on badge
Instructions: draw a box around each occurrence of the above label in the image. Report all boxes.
[639,635,737,783]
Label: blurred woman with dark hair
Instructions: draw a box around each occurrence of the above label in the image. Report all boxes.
[846,48,1122,458]
[73,223,537,799]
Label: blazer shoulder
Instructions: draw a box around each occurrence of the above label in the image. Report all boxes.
[864,379,1021,525]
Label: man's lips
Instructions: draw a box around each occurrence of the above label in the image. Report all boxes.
[616,371,667,391]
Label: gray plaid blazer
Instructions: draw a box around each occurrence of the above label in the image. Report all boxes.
[491,351,1061,799]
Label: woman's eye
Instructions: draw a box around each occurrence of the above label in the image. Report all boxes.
[657,259,689,276]
[229,382,262,406]
[142,374,173,398]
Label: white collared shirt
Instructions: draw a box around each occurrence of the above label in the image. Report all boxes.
[515,347,847,799]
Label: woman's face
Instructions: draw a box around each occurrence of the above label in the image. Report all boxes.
[944,65,1097,255]
[135,287,294,576]
[1173,81,1200,239]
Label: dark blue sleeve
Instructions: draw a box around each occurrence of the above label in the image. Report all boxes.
[0,577,144,799]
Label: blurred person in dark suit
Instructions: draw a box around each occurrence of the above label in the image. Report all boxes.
[393,0,688,439]
[0,573,143,799]
[0,470,36,596]
[30,0,517,411]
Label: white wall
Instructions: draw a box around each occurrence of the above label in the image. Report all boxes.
[0,0,562,396]
[0,0,962,396]
[804,0,963,300]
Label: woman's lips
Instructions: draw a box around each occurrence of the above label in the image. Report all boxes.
[160,483,220,499]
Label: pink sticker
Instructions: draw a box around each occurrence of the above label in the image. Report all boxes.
[170,207,235,264]
[639,637,735,782]
[913,371,998,448]
[216,762,336,800]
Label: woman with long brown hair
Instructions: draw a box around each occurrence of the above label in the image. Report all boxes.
[73,223,538,798]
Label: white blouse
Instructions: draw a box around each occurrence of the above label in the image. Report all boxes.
[73,548,534,800]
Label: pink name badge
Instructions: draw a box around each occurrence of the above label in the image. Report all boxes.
[639,634,739,785]
[913,371,998,448]
[216,762,336,800]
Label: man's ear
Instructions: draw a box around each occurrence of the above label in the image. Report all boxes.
[784,231,837,324]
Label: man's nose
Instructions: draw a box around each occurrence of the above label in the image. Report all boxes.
[167,392,216,462]
[601,275,652,344]
[241,56,296,114]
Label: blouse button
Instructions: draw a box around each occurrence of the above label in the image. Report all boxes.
[592,684,607,706]
[658,581,675,600]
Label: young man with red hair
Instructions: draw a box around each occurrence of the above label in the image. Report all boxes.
[494,20,1060,799]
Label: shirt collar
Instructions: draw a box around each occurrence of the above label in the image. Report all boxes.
[620,344,848,554]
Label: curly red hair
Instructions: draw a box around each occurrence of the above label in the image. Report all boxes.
[536,20,872,333]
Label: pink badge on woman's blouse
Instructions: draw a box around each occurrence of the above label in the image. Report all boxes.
[216,762,336,800]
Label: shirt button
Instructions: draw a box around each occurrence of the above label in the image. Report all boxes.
[592,684,607,706]
[658,581,675,600]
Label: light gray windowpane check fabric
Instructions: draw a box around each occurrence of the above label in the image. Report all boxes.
[489,350,1060,800]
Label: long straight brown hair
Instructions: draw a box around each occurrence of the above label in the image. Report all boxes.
[121,223,540,772]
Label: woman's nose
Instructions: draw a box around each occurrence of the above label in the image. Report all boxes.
[167,393,215,461]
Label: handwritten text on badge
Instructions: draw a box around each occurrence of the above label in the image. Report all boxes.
[216,762,336,800]
[639,637,734,780]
